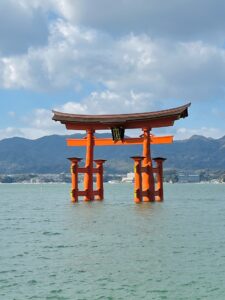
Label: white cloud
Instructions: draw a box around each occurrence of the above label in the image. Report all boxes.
[0,1,225,141]
[0,108,67,140]
[0,20,101,90]
[18,0,225,43]
[56,90,163,115]
[22,108,67,135]
[0,127,23,140]
[1,19,225,105]
[45,0,225,42]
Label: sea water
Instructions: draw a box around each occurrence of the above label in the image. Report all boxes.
[0,183,225,300]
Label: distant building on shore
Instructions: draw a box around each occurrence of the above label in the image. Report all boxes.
[121,172,134,183]
[178,172,200,183]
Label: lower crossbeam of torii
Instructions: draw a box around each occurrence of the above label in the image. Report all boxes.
[52,103,190,203]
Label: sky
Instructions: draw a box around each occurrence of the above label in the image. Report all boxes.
[0,0,225,140]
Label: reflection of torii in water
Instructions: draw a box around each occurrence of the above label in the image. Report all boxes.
[52,103,191,203]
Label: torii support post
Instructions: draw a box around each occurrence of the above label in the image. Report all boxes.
[84,129,95,201]
[142,128,155,202]
[94,159,106,200]
[153,157,166,201]
[68,157,83,203]
[131,156,144,203]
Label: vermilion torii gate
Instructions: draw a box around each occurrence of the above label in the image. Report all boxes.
[52,103,190,203]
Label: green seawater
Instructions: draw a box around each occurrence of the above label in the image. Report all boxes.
[0,183,225,300]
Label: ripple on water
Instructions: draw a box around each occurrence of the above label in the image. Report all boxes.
[42,231,61,236]
[27,279,38,285]
[1,183,225,299]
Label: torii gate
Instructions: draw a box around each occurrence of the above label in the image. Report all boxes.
[52,103,190,203]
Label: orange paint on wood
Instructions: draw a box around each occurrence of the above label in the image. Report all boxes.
[77,167,87,173]
[131,156,144,203]
[77,190,87,196]
[153,158,166,201]
[142,129,155,202]
[83,129,95,201]
[94,159,106,200]
[64,117,176,131]
[67,136,173,147]
[67,157,82,202]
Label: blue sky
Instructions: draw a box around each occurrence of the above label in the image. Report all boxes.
[0,0,225,140]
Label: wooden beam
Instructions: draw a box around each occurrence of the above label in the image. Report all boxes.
[67,135,173,147]
[65,117,176,130]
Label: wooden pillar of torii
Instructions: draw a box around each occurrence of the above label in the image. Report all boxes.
[142,128,155,201]
[52,103,190,203]
[83,129,94,201]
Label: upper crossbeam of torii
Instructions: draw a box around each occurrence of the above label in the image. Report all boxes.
[52,103,191,203]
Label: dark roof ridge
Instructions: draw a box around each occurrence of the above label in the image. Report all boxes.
[52,103,191,129]
[52,102,191,120]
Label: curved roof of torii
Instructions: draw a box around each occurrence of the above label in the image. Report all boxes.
[52,102,191,130]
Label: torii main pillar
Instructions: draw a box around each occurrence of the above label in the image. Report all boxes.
[142,128,155,202]
[84,129,95,201]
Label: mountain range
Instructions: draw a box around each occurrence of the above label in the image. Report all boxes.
[0,134,224,174]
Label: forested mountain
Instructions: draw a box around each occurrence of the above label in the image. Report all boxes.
[0,134,224,174]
